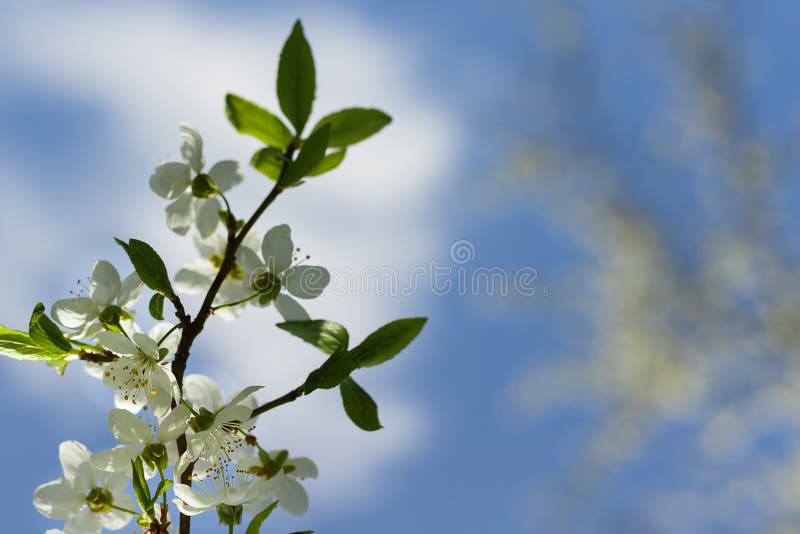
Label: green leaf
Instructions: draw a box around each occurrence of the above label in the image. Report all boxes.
[277,20,316,134]
[276,320,349,355]
[47,358,69,376]
[245,501,279,534]
[28,303,72,353]
[350,318,428,368]
[148,294,165,321]
[304,343,357,394]
[284,124,330,185]
[308,148,346,177]
[312,108,391,148]
[151,479,173,505]
[340,377,382,431]
[226,93,293,149]
[0,324,61,360]
[130,457,153,515]
[251,147,287,181]
[117,238,174,297]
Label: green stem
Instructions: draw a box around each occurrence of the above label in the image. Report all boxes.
[251,385,305,417]
[211,293,259,312]
[219,191,233,215]
[158,467,169,510]
[157,323,183,346]
[109,503,141,515]
[228,525,234,534]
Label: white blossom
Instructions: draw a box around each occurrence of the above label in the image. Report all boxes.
[33,441,135,534]
[150,124,243,237]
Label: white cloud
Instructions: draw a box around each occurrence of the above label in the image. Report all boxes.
[0,2,458,509]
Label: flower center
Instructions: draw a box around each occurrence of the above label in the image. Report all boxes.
[189,408,217,432]
[249,271,281,304]
[86,487,113,513]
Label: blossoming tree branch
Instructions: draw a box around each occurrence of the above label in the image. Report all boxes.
[0,21,426,534]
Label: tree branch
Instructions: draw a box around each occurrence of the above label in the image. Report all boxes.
[252,385,306,417]
[172,144,296,534]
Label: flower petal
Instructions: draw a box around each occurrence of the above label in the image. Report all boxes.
[100,492,135,530]
[132,332,159,360]
[282,265,330,299]
[150,161,192,199]
[96,331,138,356]
[286,456,318,479]
[157,404,191,442]
[108,408,152,445]
[195,197,221,238]
[174,483,219,510]
[150,365,177,417]
[58,441,92,480]
[149,323,180,356]
[237,246,264,284]
[165,192,195,236]
[117,273,144,308]
[175,259,216,295]
[33,478,82,519]
[273,472,309,516]
[64,508,103,534]
[207,160,243,192]
[180,123,205,173]
[241,229,261,254]
[51,298,98,329]
[226,385,263,409]
[273,293,310,321]
[261,224,293,274]
[89,261,121,307]
[91,446,139,475]
[215,404,251,425]
[112,389,143,414]
[183,374,224,412]
[194,232,226,258]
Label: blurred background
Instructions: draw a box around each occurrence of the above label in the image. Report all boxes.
[2,0,800,532]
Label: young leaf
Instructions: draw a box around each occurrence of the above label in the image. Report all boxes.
[151,479,173,505]
[117,238,174,297]
[245,501,279,534]
[340,377,382,431]
[312,108,391,148]
[28,303,72,354]
[251,147,287,181]
[149,293,165,321]
[283,124,330,185]
[47,357,68,376]
[277,20,316,135]
[226,93,293,148]
[276,320,349,355]
[350,318,428,368]
[131,457,153,516]
[304,343,356,394]
[308,148,346,177]
[0,324,61,360]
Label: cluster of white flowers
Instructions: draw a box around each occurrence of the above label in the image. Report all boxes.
[34,375,317,533]
[32,124,326,533]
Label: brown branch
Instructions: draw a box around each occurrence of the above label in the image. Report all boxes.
[172,144,296,534]
[251,385,306,418]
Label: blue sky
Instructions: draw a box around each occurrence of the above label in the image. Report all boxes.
[2,1,800,533]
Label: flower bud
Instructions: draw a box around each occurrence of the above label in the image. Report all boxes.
[142,442,169,472]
